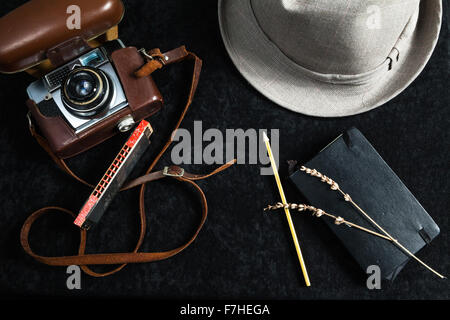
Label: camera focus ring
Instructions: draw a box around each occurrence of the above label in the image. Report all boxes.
[62,67,113,117]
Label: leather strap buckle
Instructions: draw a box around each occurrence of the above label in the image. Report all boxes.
[139,48,167,66]
[163,166,185,178]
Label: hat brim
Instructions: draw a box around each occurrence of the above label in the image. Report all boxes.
[218,0,442,117]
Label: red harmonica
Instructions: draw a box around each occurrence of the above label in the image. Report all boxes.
[74,120,153,230]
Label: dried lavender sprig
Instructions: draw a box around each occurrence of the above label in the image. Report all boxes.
[265,202,391,240]
[300,166,446,279]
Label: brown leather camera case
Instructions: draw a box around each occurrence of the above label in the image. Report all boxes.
[27,47,163,158]
[0,0,164,158]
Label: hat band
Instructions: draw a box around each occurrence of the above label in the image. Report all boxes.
[293,48,399,86]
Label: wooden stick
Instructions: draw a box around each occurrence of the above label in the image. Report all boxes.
[263,132,311,286]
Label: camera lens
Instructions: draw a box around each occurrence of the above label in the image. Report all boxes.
[74,79,94,97]
[62,67,113,117]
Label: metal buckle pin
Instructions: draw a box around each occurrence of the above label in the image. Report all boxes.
[139,48,166,65]
[26,112,34,130]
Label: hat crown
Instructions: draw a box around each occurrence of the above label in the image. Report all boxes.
[251,0,420,75]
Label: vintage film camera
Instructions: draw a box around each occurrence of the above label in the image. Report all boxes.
[0,0,163,158]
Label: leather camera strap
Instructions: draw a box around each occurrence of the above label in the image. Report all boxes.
[21,46,235,277]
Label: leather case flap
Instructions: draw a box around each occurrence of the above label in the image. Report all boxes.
[0,0,124,73]
[111,47,164,118]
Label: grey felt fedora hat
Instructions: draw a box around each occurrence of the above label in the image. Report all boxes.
[218,0,442,117]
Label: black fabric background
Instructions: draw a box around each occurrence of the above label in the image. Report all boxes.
[0,0,448,299]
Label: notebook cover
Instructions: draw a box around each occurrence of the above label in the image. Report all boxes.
[289,128,440,280]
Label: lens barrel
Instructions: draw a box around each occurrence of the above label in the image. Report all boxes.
[62,67,113,117]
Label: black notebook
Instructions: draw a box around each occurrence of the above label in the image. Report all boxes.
[289,128,440,280]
